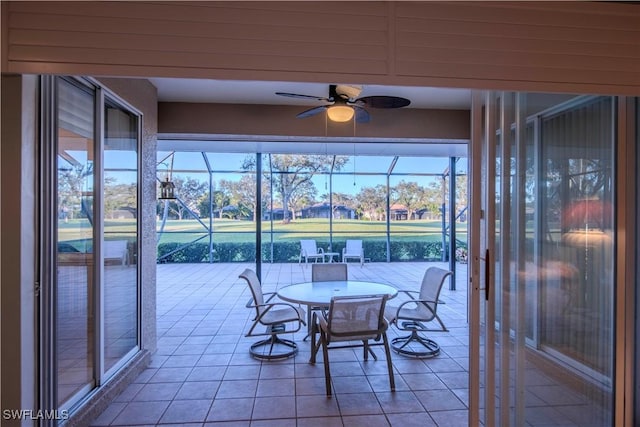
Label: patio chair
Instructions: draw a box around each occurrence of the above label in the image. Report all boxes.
[342,239,364,266]
[310,294,395,396]
[304,263,349,339]
[311,263,348,282]
[239,268,306,360]
[384,266,451,358]
[299,239,325,264]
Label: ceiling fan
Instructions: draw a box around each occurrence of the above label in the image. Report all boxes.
[275,84,411,123]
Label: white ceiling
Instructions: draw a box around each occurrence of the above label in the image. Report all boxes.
[151,78,471,157]
[158,137,468,157]
[149,78,472,109]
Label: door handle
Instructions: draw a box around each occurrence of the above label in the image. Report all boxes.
[485,249,490,301]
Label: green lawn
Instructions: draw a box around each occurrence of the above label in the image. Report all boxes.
[59,218,468,247]
[157,218,467,244]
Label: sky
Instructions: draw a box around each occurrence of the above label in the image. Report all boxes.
[65,149,468,196]
[157,151,468,196]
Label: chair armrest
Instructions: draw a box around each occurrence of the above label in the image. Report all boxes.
[391,298,447,332]
[246,301,306,337]
[313,310,329,331]
[244,292,278,309]
[257,302,306,329]
[396,289,419,299]
[245,301,306,321]
[395,298,439,310]
[391,298,445,327]
[263,291,277,303]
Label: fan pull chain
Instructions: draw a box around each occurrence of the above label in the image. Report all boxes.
[353,120,357,186]
[353,143,356,187]
[325,114,329,190]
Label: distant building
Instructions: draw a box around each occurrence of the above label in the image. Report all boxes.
[300,202,355,219]
[390,203,408,220]
[263,208,293,221]
[415,208,445,220]
[112,206,137,219]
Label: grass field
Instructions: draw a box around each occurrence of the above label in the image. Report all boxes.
[157,218,468,244]
[59,218,468,248]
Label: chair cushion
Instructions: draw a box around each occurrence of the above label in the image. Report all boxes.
[386,304,434,323]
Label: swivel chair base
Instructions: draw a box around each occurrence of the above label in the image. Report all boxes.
[390,322,440,358]
[249,324,298,360]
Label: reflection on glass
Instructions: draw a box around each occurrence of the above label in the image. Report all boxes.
[103,100,138,372]
[56,79,95,405]
[504,94,615,425]
[540,97,614,380]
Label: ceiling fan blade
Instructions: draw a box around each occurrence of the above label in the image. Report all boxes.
[296,105,328,119]
[275,92,331,102]
[357,96,410,109]
[354,106,370,123]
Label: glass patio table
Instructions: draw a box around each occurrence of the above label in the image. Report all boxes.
[277,280,398,307]
[277,280,398,342]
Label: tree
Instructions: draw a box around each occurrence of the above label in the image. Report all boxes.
[288,180,317,219]
[356,185,387,221]
[196,179,235,219]
[391,180,426,220]
[244,154,347,223]
[322,192,355,218]
[104,180,136,219]
[212,190,231,218]
[423,173,469,220]
[455,175,468,218]
[162,177,207,220]
[213,179,234,218]
[230,175,268,221]
[421,182,443,218]
[58,162,93,220]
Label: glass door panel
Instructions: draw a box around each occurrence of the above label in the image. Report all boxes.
[472,93,615,426]
[56,78,96,405]
[103,100,139,373]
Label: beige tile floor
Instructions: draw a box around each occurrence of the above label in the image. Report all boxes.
[91,261,471,426]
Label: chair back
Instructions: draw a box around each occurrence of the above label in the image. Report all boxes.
[345,239,362,254]
[418,267,452,321]
[239,268,265,318]
[327,294,388,339]
[312,263,348,282]
[300,239,318,255]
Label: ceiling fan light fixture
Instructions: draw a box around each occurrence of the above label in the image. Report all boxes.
[327,105,354,122]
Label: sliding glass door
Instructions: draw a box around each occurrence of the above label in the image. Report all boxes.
[44,76,141,412]
[470,92,616,426]
[56,77,96,406]
[103,99,140,375]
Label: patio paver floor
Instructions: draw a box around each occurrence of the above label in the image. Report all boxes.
[91,261,470,426]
